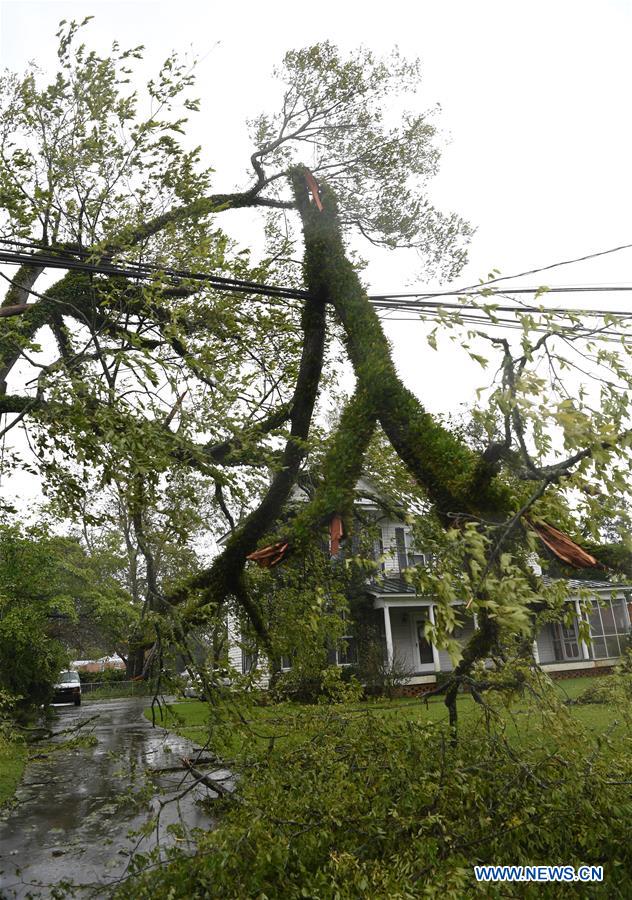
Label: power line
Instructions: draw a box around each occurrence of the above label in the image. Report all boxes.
[376,308,631,340]
[371,298,632,316]
[387,240,632,300]
[0,237,307,299]
[372,285,632,302]
[0,247,308,302]
[3,237,632,325]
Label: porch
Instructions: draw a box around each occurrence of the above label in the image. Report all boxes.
[373,596,477,685]
[535,589,631,673]
[371,583,632,683]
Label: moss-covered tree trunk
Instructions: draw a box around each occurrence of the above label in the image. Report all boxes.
[289,387,377,551]
[290,168,520,730]
[165,249,329,656]
[290,168,514,526]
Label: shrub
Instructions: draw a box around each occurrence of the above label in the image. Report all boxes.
[573,675,632,705]
[0,603,68,710]
[318,665,363,704]
[272,664,363,704]
[573,651,632,705]
[122,687,632,899]
[357,642,415,699]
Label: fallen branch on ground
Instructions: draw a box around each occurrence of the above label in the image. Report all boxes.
[181,756,236,798]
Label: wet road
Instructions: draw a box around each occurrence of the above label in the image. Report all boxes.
[0,696,226,898]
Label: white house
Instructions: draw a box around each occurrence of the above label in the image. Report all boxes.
[228,485,632,692]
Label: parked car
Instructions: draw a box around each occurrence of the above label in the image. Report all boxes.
[181,670,232,700]
[53,671,82,706]
[182,673,207,700]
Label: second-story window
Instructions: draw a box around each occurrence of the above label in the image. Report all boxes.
[394,527,408,571]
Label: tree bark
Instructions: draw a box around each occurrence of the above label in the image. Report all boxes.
[164,253,329,651]
[290,167,514,526]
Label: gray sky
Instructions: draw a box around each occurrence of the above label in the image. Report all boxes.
[1,0,632,510]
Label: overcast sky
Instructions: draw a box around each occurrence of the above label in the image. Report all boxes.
[1,0,632,511]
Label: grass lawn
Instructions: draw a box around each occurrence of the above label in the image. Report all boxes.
[147,674,628,762]
[0,738,26,806]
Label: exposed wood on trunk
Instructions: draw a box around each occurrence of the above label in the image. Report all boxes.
[246,541,290,568]
[329,514,344,556]
[181,756,234,798]
[526,518,601,568]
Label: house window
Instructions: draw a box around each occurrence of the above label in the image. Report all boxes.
[391,527,428,570]
[336,634,358,666]
[242,649,258,675]
[551,621,580,661]
[588,596,631,659]
[394,527,408,572]
[326,618,359,666]
[408,551,429,567]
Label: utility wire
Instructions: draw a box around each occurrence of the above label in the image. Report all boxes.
[0,248,308,302]
[373,285,632,299]
[381,240,632,300]
[0,238,306,299]
[3,238,632,322]
[376,307,631,339]
[371,298,632,316]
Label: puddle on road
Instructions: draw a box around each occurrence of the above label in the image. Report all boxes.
[0,697,224,898]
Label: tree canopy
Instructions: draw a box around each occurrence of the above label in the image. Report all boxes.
[2,19,632,718]
[0,522,134,705]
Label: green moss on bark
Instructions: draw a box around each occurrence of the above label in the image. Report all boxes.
[290,388,377,550]
[290,167,514,525]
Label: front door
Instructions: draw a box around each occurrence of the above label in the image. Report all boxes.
[413,612,435,670]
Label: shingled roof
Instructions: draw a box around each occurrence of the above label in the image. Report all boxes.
[367,576,418,597]
[366,574,627,600]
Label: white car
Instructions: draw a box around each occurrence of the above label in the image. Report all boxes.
[181,671,232,699]
[182,673,207,700]
[53,671,82,706]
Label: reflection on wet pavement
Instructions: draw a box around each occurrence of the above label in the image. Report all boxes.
[0,697,224,898]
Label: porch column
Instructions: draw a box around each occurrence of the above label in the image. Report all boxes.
[574,598,591,661]
[383,605,394,666]
[427,604,442,673]
[532,639,540,665]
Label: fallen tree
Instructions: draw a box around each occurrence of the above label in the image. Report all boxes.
[2,22,632,725]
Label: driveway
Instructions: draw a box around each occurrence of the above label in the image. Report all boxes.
[0,696,228,898]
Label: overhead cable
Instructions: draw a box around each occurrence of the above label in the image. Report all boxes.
[3,238,632,323]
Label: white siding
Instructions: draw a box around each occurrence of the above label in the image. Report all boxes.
[536,623,557,664]
[226,611,243,673]
[437,648,453,672]
[436,621,476,672]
